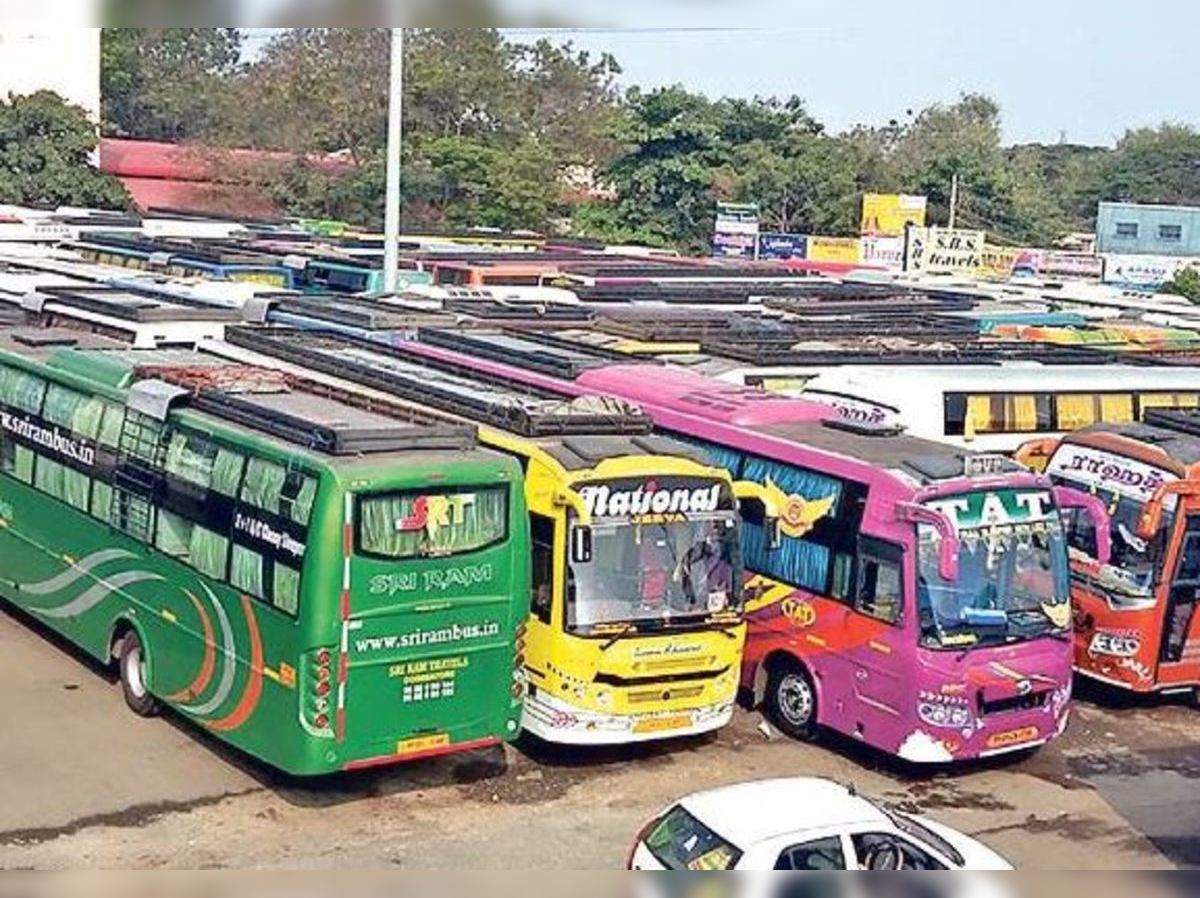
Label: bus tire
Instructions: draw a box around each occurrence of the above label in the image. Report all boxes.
[764,660,818,742]
[118,630,160,718]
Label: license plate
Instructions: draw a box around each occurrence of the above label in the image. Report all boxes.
[397,733,450,756]
[985,726,1040,750]
[633,714,692,734]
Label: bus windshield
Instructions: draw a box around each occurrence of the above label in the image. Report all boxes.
[917,490,1070,649]
[566,515,741,633]
[1058,482,1172,600]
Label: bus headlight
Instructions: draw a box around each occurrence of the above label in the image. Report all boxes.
[918,701,972,730]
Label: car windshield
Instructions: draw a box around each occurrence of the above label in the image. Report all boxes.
[643,805,742,871]
[566,514,741,633]
[917,490,1071,649]
[1056,480,1173,600]
[881,805,965,868]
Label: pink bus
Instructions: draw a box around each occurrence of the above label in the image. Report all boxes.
[393,329,1111,764]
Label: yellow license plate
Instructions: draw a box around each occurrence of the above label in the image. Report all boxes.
[633,714,692,734]
[986,726,1040,750]
[397,733,450,755]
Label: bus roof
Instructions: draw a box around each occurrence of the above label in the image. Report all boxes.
[0,335,478,458]
[225,327,658,440]
[1064,416,1200,472]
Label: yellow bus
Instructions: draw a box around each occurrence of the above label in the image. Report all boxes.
[220,328,779,745]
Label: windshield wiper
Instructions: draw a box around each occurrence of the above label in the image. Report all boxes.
[599,620,640,651]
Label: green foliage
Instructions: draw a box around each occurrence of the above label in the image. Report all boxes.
[98,28,1200,249]
[1162,267,1200,303]
[0,92,129,209]
[101,28,241,140]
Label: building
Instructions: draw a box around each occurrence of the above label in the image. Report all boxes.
[1097,201,1200,257]
[0,28,100,121]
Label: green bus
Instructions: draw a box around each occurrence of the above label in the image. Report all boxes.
[0,330,530,775]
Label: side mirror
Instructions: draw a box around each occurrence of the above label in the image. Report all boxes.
[571,525,593,564]
[896,502,960,582]
[1014,438,1060,473]
[1135,480,1200,542]
[1052,486,1112,566]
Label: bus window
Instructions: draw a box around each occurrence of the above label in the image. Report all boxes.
[1139,393,1200,415]
[1056,394,1096,430]
[1099,394,1134,423]
[357,486,509,559]
[965,394,1049,434]
[853,540,904,625]
[1165,518,1200,662]
[530,513,555,624]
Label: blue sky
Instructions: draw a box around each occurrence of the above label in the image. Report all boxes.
[498,0,1199,147]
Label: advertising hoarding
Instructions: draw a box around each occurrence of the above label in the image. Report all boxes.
[861,193,927,236]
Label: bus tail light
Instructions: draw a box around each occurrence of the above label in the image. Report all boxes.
[301,646,337,739]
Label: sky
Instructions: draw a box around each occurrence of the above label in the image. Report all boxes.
[244,2,1200,147]
[499,0,1200,147]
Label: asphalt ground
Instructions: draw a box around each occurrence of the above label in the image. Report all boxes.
[1,601,1196,869]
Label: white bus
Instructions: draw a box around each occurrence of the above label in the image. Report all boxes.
[755,363,1200,452]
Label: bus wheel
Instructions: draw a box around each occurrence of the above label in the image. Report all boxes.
[765,661,818,741]
[118,630,160,717]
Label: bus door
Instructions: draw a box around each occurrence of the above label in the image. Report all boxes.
[1159,510,1200,683]
[840,537,907,728]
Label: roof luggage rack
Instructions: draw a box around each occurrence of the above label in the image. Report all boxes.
[417,327,616,379]
[442,298,595,324]
[95,348,476,454]
[269,295,455,330]
[1142,408,1200,438]
[697,340,1140,366]
[33,286,242,322]
[225,327,652,438]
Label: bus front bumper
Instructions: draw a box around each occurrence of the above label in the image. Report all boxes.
[521,690,734,745]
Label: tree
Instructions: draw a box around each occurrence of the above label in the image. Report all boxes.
[596,87,821,250]
[101,28,242,140]
[1099,124,1200,207]
[1162,267,1200,303]
[0,91,129,209]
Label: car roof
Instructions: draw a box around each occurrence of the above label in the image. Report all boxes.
[678,778,888,847]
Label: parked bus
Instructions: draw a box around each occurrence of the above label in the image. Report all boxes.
[1018,409,1200,699]
[221,327,778,746]
[70,234,296,289]
[0,327,530,774]
[787,365,1200,454]
[398,329,1112,763]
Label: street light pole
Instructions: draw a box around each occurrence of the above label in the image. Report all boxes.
[383,27,404,295]
[947,172,959,230]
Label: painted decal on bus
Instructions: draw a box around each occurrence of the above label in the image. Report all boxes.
[577,479,724,519]
[924,489,1055,532]
[0,411,96,467]
[1046,444,1177,508]
[396,492,481,536]
[760,477,837,539]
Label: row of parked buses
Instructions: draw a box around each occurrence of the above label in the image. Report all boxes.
[4,228,1200,778]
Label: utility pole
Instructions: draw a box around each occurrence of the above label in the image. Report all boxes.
[383,27,404,295]
[947,172,959,230]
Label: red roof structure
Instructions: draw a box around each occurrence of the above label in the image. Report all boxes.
[99,138,355,218]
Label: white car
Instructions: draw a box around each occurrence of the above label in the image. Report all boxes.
[627,778,1013,870]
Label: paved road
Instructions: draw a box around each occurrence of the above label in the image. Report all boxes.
[0,603,1195,869]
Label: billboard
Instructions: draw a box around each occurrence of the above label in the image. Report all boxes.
[806,236,862,265]
[757,232,808,261]
[860,235,904,269]
[1038,250,1103,280]
[861,193,927,236]
[713,202,760,259]
[904,226,985,274]
[1102,254,1200,288]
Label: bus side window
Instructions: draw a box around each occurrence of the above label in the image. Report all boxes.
[852,538,904,626]
[530,513,555,624]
